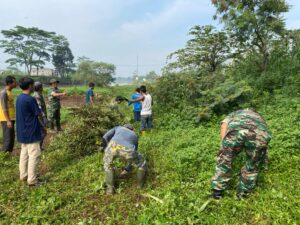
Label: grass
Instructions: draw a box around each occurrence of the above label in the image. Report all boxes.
[0,86,299,224]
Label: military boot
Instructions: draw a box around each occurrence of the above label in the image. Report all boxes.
[208,189,223,200]
[137,169,146,188]
[105,170,115,195]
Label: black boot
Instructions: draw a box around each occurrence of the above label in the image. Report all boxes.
[236,191,250,200]
[209,189,223,200]
[105,171,115,195]
[137,169,146,188]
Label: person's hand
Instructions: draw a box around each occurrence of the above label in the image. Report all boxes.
[100,138,107,150]
[123,97,129,102]
[7,120,12,129]
[62,92,67,96]
[44,128,47,134]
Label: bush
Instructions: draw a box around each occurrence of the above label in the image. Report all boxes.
[45,98,127,171]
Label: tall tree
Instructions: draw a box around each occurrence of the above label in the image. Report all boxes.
[74,60,116,86]
[52,35,75,77]
[165,25,231,73]
[212,0,289,71]
[0,26,55,75]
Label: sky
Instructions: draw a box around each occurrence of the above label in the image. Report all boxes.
[0,0,300,77]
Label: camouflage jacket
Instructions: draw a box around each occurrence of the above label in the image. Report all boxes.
[222,109,271,137]
[48,87,61,109]
[33,91,47,115]
[33,91,48,127]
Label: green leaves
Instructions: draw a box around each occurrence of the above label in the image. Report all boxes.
[165,25,231,73]
[74,60,116,87]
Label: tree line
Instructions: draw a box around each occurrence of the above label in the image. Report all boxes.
[0,26,115,86]
[154,0,300,127]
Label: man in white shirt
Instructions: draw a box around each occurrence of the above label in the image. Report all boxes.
[127,85,153,132]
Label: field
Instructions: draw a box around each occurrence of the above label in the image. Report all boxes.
[0,85,299,225]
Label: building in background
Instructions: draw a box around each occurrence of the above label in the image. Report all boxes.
[31,68,58,77]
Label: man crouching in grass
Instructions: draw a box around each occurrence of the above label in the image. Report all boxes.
[16,77,43,186]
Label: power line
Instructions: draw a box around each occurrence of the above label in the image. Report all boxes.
[115,63,165,67]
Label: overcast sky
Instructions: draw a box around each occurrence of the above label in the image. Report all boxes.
[0,0,299,77]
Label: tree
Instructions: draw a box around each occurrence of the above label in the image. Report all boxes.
[211,0,289,71]
[0,26,56,75]
[145,71,159,80]
[165,25,231,73]
[52,35,75,77]
[74,60,116,86]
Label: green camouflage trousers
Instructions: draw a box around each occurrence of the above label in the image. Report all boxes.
[48,107,60,129]
[103,141,147,172]
[211,128,271,192]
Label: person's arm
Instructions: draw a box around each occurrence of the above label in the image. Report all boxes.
[51,90,66,97]
[32,98,46,132]
[103,127,117,143]
[220,122,228,140]
[127,95,144,103]
[89,90,94,104]
[0,91,12,128]
[128,94,135,106]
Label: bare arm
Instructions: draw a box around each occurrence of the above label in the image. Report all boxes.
[128,95,144,103]
[51,92,66,97]
[90,95,94,104]
[220,122,228,140]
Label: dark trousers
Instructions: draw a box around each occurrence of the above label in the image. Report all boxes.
[1,121,15,152]
[49,109,61,130]
[133,111,141,122]
[141,115,153,131]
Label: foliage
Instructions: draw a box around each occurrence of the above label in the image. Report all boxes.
[152,71,252,127]
[74,60,116,87]
[165,25,231,73]
[212,0,289,71]
[45,98,127,171]
[51,35,75,77]
[0,26,74,76]
[0,26,55,74]
[0,90,299,224]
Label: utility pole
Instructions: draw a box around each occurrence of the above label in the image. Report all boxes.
[136,55,139,77]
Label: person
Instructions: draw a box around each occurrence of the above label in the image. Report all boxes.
[128,88,142,122]
[102,124,147,194]
[33,82,47,150]
[48,79,66,132]
[85,82,95,105]
[210,108,272,199]
[0,76,17,153]
[16,77,43,186]
[127,85,153,132]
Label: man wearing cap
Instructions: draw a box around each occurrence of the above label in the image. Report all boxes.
[102,124,147,194]
[48,79,66,132]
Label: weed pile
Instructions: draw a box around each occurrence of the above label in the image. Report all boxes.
[45,98,127,171]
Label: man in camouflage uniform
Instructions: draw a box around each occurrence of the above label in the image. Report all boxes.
[33,82,47,149]
[48,79,66,132]
[210,108,272,199]
[102,124,147,194]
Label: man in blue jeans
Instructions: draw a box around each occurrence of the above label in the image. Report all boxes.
[128,88,142,122]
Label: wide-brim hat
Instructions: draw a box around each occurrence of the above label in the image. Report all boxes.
[49,79,59,84]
